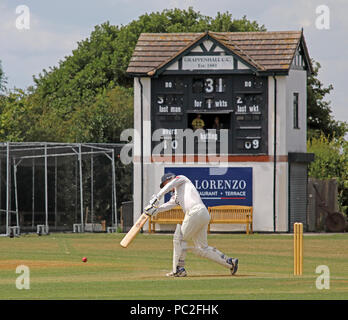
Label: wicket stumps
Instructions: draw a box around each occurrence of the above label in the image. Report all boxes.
[293,222,303,275]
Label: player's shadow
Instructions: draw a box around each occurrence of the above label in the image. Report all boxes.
[189,274,253,278]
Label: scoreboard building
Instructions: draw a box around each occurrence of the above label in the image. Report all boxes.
[126,31,314,232]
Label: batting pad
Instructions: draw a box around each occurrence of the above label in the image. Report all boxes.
[173,224,187,273]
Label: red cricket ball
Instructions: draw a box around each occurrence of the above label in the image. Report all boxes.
[82,257,87,263]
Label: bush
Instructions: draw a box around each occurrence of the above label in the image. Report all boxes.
[307,134,348,216]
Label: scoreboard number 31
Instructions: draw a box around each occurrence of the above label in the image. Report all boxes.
[204,78,225,93]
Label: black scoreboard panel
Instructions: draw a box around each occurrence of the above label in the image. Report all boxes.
[232,75,268,154]
[152,77,187,129]
[151,75,268,155]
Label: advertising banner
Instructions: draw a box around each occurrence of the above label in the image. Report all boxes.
[164,167,252,207]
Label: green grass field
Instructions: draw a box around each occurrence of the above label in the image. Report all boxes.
[0,232,347,300]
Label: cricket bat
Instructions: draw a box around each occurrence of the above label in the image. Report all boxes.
[120,213,149,248]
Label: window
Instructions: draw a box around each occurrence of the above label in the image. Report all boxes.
[293,93,299,129]
[188,113,230,131]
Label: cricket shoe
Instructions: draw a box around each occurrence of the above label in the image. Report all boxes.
[228,258,239,275]
[166,267,187,277]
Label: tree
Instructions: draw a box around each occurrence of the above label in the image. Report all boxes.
[0,89,41,141]
[0,60,6,93]
[307,134,348,215]
[66,86,133,143]
[210,13,266,32]
[307,60,347,138]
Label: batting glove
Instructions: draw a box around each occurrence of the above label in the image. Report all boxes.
[144,204,158,216]
[149,194,160,207]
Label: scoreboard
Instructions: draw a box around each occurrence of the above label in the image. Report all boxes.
[151,74,268,155]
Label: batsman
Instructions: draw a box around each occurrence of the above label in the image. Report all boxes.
[145,173,239,277]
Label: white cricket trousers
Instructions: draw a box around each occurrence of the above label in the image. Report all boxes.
[172,204,232,273]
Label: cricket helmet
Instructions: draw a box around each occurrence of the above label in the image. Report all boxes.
[160,172,176,188]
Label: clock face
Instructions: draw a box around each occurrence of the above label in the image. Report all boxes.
[151,75,268,155]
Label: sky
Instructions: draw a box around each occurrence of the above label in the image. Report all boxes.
[0,0,347,123]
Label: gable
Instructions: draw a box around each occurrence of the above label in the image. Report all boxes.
[291,43,308,70]
[291,47,304,69]
[158,34,258,74]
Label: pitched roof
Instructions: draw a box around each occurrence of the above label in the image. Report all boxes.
[126,31,312,76]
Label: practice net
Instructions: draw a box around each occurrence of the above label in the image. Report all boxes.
[0,142,130,235]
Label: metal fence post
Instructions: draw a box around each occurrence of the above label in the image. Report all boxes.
[6,142,10,236]
[111,150,117,229]
[44,143,48,232]
[79,144,84,232]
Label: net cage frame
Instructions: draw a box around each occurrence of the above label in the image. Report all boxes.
[0,142,123,236]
